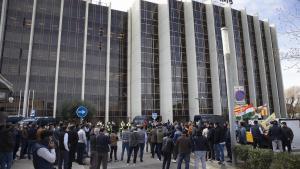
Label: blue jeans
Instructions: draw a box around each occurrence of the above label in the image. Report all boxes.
[121,142,129,160]
[177,153,190,169]
[138,143,145,160]
[194,151,206,169]
[27,140,35,159]
[0,152,13,169]
[214,143,224,162]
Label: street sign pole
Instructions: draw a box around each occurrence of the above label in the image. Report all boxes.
[221,27,237,165]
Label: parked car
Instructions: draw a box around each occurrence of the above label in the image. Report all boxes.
[133,115,160,125]
[19,117,57,126]
[6,116,24,124]
[194,114,226,126]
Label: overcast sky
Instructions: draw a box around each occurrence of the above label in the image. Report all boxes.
[95,0,300,89]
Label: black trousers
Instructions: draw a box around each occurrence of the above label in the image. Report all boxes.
[77,143,85,164]
[208,142,215,160]
[151,143,156,158]
[68,145,76,169]
[162,153,172,169]
[282,140,292,152]
[225,142,232,160]
[253,137,262,149]
[127,146,139,164]
[110,146,118,160]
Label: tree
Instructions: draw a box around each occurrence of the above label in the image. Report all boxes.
[276,1,300,71]
[57,100,96,121]
[285,86,300,118]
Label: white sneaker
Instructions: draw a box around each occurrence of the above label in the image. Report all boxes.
[172,159,177,163]
[133,163,136,167]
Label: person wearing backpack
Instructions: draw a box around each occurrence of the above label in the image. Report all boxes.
[161,132,174,169]
[156,125,164,161]
[191,130,209,169]
[150,126,158,158]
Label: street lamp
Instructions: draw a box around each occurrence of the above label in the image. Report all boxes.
[195,96,206,114]
[221,27,237,165]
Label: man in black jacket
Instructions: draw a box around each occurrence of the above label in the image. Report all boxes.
[162,132,174,169]
[58,125,69,169]
[206,123,215,161]
[281,122,294,152]
[0,112,14,169]
[250,120,263,148]
[268,120,283,152]
[95,128,110,169]
[68,125,78,169]
[213,122,225,164]
[191,130,209,169]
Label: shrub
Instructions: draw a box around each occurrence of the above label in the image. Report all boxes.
[234,145,300,169]
[246,148,273,169]
[270,152,300,169]
[234,144,252,161]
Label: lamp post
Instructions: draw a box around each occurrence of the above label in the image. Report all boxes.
[221,27,237,165]
[195,96,206,113]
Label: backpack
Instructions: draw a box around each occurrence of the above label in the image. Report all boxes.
[161,137,173,154]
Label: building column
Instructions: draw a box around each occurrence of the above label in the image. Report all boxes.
[0,0,8,65]
[53,0,64,118]
[241,9,257,107]
[158,0,173,122]
[22,0,37,117]
[263,21,281,117]
[183,0,199,120]
[127,9,132,121]
[253,16,270,113]
[270,25,287,117]
[130,0,142,120]
[205,1,222,115]
[81,0,89,101]
[224,4,239,86]
[105,3,111,123]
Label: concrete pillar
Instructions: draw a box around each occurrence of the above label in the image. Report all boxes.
[263,21,280,117]
[127,9,132,121]
[224,4,239,86]
[130,0,142,119]
[81,0,89,101]
[205,0,222,115]
[105,3,111,123]
[240,9,257,107]
[22,0,37,117]
[183,0,200,120]
[270,25,287,117]
[0,0,8,65]
[53,0,64,118]
[158,0,173,122]
[253,16,270,113]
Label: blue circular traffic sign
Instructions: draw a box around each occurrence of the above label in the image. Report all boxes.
[235,90,245,101]
[76,106,88,118]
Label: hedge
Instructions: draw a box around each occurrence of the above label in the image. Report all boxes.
[234,145,300,169]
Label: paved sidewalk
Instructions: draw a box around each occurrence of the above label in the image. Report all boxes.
[12,141,237,169]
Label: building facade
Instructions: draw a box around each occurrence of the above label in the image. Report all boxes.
[0,0,287,122]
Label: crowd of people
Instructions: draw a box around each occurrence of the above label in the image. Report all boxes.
[0,114,295,169]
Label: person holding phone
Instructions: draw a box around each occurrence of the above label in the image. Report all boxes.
[32,130,56,169]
